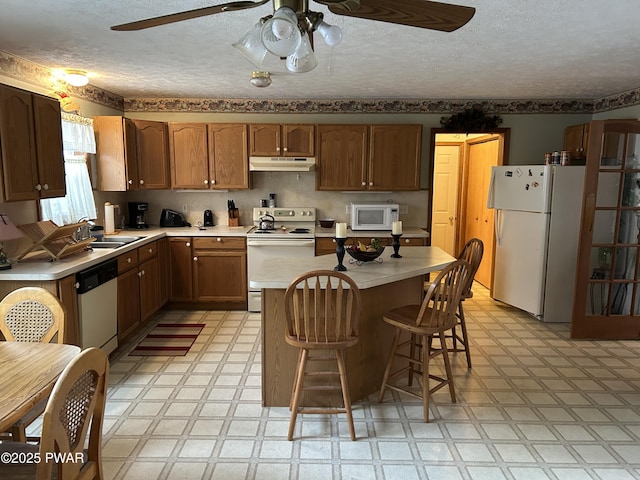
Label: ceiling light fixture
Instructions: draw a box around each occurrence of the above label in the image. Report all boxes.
[250,71,272,88]
[232,6,342,74]
[63,69,90,87]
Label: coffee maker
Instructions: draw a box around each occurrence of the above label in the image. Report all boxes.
[128,202,149,229]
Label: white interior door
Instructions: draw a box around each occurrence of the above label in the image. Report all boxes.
[431,144,460,256]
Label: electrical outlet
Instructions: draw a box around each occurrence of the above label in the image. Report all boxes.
[182,204,188,213]
[400,204,408,214]
[346,204,350,214]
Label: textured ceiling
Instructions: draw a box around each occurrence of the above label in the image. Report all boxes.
[0,0,639,101]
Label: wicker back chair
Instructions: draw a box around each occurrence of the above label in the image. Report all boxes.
[0,287,66,344]
[0,287,66,442]
[0,347,108,480]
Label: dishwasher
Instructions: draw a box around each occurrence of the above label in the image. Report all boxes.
[76,259,118,355]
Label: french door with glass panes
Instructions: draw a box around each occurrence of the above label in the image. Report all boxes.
[572,119,640,339]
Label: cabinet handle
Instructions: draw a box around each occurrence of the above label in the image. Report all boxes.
[128,179,133,185]
[139,179,145,185]
[137,271,142,277]
[276,146,280,152]
[35,184,42,191]
[204,180,209,185]
[127,258,132,263]
[217,237,222,242]
[361,181,366,186]
[212,179,216,185]
[186,242,191,247]
[193,256,198,262]
[283,146,288,152]
[369,182,373,186]
[148,248,153,253]
[43,184,49,190]
[405,238,410,244]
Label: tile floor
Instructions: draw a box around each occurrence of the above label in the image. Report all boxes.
[89,284,640,479]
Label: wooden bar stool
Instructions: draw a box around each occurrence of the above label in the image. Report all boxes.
[425,238,484,369]
[284,270,362,441]
[380,259,471,422]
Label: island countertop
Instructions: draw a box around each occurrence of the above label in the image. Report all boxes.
[250,246,454,290]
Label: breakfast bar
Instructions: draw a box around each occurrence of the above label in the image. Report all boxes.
[250,246,455,407]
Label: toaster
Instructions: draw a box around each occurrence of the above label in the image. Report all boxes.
[160,209,191,227]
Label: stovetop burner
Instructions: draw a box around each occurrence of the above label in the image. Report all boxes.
[253,229,274,234]
[289,228,310,234]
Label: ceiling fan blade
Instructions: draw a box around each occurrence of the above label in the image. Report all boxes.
[322,0,475,32]
[111,0,270,31]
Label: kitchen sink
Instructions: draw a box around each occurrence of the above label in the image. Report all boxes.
[90,236,143,249]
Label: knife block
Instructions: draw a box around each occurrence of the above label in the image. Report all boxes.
[228,209,239,227]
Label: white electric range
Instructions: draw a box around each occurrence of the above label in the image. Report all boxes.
[247,207,316,312]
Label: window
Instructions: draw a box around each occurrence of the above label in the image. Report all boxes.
[40,114,97,225]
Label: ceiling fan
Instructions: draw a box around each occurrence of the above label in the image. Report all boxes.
[112,0,475,77]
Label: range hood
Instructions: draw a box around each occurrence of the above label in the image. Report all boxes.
[249,156,315,172]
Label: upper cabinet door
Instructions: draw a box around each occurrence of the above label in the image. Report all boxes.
[316,124,368,191]
[0,85,40,201]
[32,94,65,198]
[208,123,249,190]
[368,125,422,191]
[168,123,209,189]
[572,119,640,339]
[249,124,280,156]
[282,124,314,156]
[133,119,170,189]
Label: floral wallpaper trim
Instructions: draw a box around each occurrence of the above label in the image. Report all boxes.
[2,50,638,114]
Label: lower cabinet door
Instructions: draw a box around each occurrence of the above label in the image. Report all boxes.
[194,250,247,302]
[118,268,141,341]
[139,257,160,322]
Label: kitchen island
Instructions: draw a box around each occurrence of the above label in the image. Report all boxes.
[250,246,455,407]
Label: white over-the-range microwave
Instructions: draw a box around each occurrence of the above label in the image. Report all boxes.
[350,202,400,230]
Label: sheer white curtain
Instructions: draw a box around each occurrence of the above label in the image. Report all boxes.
[40,114,97,225]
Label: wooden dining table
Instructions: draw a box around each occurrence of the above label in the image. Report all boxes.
[0,342,81,433]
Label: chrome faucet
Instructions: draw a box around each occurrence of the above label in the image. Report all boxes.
[75,218,95,242]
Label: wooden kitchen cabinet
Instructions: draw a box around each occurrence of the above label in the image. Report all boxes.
[368,125,422,191]
[117,249,140,341]
[93,117,169,191]
[168,236,247,307]
[169,237,194,301]
[0,84,65,201]
[316,124,368,191]
[316,124,421,191]
[138,241,161,322]
[193,237,247,303]
[168,123,249,189]
[249,124,314,157]
[564,123,590,161]
[315,236,426,256]
[157,237,170,305]
[93,116,138,191]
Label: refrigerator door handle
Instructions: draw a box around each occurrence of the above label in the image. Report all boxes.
[487,166,497,208]
[494,209,503,245]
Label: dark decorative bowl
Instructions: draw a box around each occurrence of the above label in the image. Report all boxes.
[346,246,385,263]
[319,219,335,228]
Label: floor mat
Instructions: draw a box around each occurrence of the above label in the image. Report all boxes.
[129,323,204,356]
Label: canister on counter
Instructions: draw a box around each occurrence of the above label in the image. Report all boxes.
[552,151,561,165]
[544,152,552,165]
[560,150,571,166]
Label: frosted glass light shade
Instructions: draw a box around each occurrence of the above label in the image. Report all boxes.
[64,69,89,87]
[285,32,317,73]
[316,21,343,46]
[261,7,301,57]
[232,22,268,67]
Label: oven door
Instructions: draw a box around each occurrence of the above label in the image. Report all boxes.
[247,237,315,312]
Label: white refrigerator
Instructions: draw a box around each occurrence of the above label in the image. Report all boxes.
[487,165,585,322]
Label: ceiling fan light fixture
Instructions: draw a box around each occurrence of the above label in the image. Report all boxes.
[285,32,317,73]
[261,7,301,57]
[232,21,268,67]
[250,71,272,88]
[63,69,89,87]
